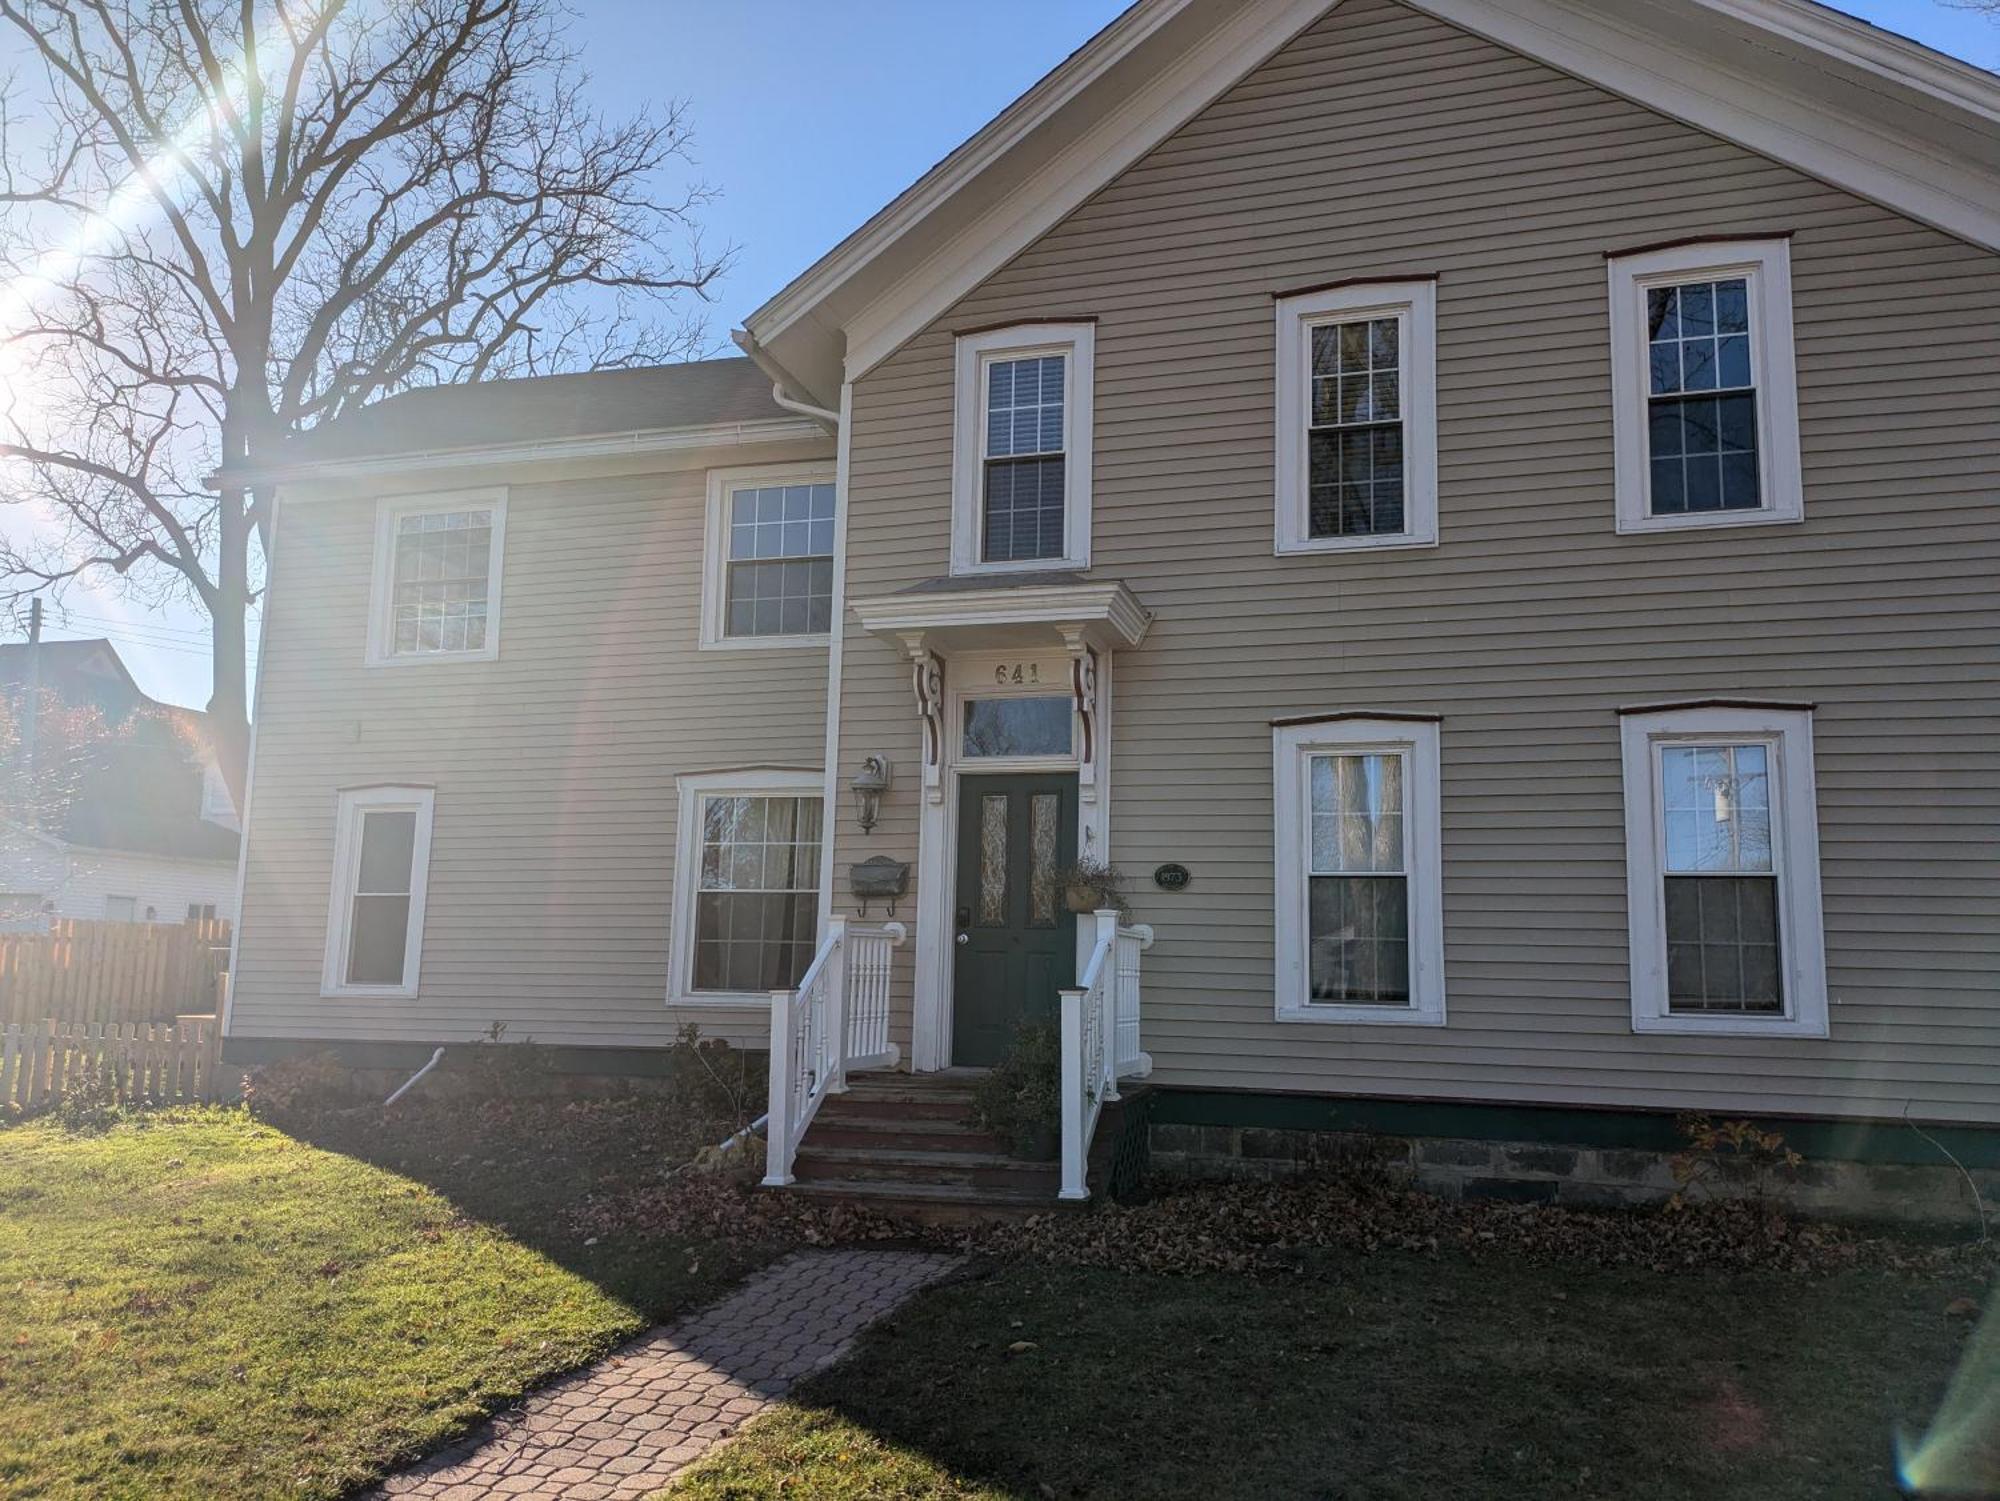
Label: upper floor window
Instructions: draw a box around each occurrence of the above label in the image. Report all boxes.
[1273,716,1445,1025]
[700,465,836,648]
[1274,280,1438,555]
[951,322,1094,575]
[1607,239,1802,533]
[1619,704,1825,1036]
[366,490,507,666]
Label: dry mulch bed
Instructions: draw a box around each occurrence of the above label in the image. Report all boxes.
[569,1164,1997,1282]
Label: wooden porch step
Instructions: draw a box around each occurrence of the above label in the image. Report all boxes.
[792,1144,1059,1193]
[805,1116,1009,1154]
[782,1176,1077,1226]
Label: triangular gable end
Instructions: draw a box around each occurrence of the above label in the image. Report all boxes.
[741,0,2000,398]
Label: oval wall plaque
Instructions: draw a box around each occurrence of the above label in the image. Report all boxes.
[1153,863,1192,892]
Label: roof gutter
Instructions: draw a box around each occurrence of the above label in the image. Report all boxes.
[730,327,840,430]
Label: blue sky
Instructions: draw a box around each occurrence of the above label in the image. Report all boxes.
[10,0,1997,706]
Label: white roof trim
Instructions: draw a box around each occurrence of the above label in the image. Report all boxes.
[849,578,1154,654]
[240,416,827,490]
[746,0,2000,390]
[1407,0,2000,252]
[839,0,1335,381]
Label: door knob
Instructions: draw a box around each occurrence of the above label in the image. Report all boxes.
[956,933,970,946]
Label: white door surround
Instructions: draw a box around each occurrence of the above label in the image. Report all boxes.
[848,578,1152,1071]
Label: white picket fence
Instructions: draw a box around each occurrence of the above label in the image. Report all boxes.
[0,1015,230,1114]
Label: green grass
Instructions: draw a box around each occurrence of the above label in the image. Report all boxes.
[672,1251,1978,1500]
[0,1107,743,1500]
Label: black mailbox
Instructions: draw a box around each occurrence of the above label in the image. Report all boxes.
[849,855,910,916]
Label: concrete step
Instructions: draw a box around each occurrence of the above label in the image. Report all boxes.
[793,1144,1060,1192]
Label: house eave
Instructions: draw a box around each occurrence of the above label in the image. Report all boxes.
[217,415,829,493]
[745,0,2000,396]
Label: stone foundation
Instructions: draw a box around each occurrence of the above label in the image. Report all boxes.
[1149,1122,2000,1226]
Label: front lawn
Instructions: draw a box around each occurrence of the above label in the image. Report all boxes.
[673,1248,1983,1500]
[0,1104,752,1501]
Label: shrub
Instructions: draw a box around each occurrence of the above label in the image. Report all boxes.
[52,1062,123,1134]
[453,1021,554,1099]
[242,1050,363,1128]
[1670,1114,1804,1211]
[973,1022,1062,1160]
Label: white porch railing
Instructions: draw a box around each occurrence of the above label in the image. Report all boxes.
[763,916,908,1187]
[1059,908,1155,1201]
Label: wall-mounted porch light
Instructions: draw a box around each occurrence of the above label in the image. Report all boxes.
[850,754,893,833]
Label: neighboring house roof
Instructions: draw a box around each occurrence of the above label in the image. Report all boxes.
[274,357,795,469]
[0,638,240,864]
[738,0,2000,402]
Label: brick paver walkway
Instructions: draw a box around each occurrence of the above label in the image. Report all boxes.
[366,1247,958,1500]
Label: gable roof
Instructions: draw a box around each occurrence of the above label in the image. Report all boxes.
[277,357,794,469]
[739,0,2000,403]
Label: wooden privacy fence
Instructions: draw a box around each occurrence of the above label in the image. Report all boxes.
[0,919,230,1027]
[0,1015,230,1113]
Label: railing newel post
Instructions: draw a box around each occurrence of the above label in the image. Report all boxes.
[763,988,797,1187]
[824,916,850,1095]
[1058,985,1088,1201]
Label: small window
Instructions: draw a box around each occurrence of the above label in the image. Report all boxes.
[670,772,824,1003]
[322,786,435,997]
[1620,705,1825,1035]
[366,491,507,665]
[951,323,1094,575]
[187,903,218,923]
[700,467,837,647]
[962,697,1073,759]
[1273,718,1444,1024]
[1275,281,1438,554]
[104,895,137,923]
[1607,239,1801,532]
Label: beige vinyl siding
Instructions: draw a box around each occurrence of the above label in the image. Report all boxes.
[232,438,833,1049]
[834,0,2000,1119]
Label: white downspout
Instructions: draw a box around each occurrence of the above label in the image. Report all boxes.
[767,381,841,428]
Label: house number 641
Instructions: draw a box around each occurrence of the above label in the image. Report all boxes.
[993,662,1042,685]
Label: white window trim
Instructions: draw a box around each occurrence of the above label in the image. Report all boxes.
[699,462,838,650]
[668,768,825,1008]
[1619,705,1827,1037]
[1274,280,1439,556]
[1273,717,1446,1026]
[364,488,508,667]
[950,322,1095,576]
[321,784,435,1000]
[1607,238,1802,534]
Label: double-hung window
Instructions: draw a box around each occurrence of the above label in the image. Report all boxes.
[1273,717,1445,1024]
[1620,705,1826,1035]
[701,466,836,647]
[1275,280,1438,554]
[950,323,1094,575]
[366,490,507,665]
[1608,239,1802,532]
[670,771,824,1003]
[322,785,435,998]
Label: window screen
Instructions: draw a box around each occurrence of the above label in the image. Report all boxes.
[1307,752,1409,1004]
[693,795,822,992]
[982,354,1067,563]
[1307,318,1404,539]
[1661,743,1781,1013]
[1646,278,1759,515]
[724,483,836,637]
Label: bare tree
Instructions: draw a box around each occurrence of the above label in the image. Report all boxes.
[0,0,727,793]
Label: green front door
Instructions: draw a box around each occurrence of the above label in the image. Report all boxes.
[951,774,1078,1068]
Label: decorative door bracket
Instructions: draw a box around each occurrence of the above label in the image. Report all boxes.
[1060,626,1102,806]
